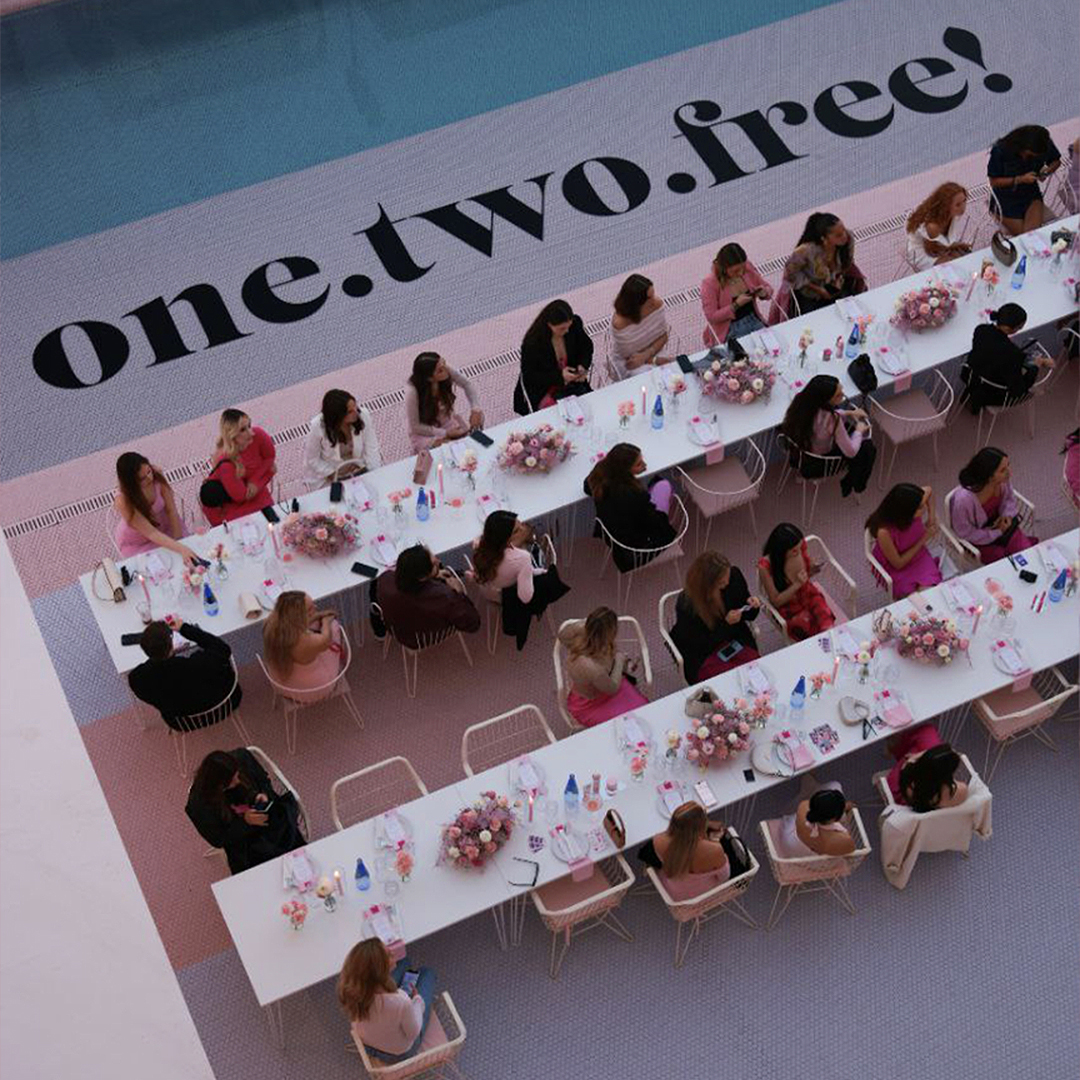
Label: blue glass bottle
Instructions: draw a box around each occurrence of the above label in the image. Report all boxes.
[789,675,807,717]
[416,488,430,522]
[563,773,580,816]
[845,324,860,359]
[1010,255,1027,290]
[202,581,218,617]
[651,394,664,430]
[354,857,371,891]
[1049,568,1067,603]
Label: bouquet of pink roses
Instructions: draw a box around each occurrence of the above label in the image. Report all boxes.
[895,615,968,665]
[684,696,769,768]
[281,511,359,558]
[497,424,573,474]
[700,354,776,405]
[439,791,515,869]
[890,282,959,332]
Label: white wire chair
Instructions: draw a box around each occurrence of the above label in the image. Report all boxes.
[677,436,766,547]
[348,991,468,1080]
[330,756,429,832]
[255,623,364,754]
[776,432,863,530]
[758,534,857,642]
[461,704,556,778]
[863,528,897,601]
[939,486,1036,572]
[168,656,250,777]
[595,494,689,608]
[249,745,310,842]
[972,352,1055,447]
[104,503,125,559]
[657,589,762,684]
[516,371,536,415]
[552,616,653,733]
[869,369,953,489]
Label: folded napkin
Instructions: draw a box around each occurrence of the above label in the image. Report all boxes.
[776,733,815,771]
[145,552,171,583]
[836,296,869,322]
[371,536,399,566]
[621,713,649,747]
[378,810,409,848]
[552,826,587,862]
[515,756,541,791]
[262,578,284,603]
[742,664,771,695]
[875,346,910,375]
[1039,543,1068,575]
[239,521,262,550]
[993,639,1030,675]
[365,905,400,944]
[758,329,783,356]
[875,689,913,728]
[283,849,315,892]
[688,415,721,446]
[658,781,684,815]
[942,579,978,612]
[475,493,504,522]
[833,628,861,659]
[347,476,376,509]
[559,397,585,425]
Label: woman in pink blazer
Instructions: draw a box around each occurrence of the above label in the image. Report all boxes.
[700,243,773,345]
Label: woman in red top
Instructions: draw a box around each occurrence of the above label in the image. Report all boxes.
[203,409,277,525]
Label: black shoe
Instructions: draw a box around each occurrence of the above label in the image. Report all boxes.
[840,476,853,498]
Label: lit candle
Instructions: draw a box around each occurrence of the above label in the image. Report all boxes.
[437,462,444,496]
[641,384,647,416]
[269,522,281,558]
[971,604,982,636]
[138,572,151,607]
[333,868,343,895]
[527,791,534,823]
[831,654,840,684]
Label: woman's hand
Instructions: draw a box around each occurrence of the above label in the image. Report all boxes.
[734,292,752,307]
[1017,171,1039,185]
[561,366,578,384]
[178,543,200,567]
[746,595,762,609]
[794,566,809,587]
[469,409,485,430]
[725,608,743,625]
[243,809,269,827]
[245,482,259,500]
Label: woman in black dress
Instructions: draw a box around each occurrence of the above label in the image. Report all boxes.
[963,304,1053,412]
[514,299,594,414]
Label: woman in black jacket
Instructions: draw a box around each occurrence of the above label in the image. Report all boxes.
[964,304,1053,412]
[514,299,594,414]
[185,748,305,874]
[585,443,676,572]
[670,551,761,683]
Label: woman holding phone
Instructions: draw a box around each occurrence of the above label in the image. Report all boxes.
[514,299,593,413]
[987,124,1062,235]
[700,242,773,344]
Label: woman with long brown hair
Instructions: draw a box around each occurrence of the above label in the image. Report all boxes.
[201,408,276,525]
[651,802,730,901]
[303,388,382,487]
[610,273,671,378]
[514,298,594,413]
[905,182,970,270]
[405,353,482,452]
[262,590,343,698]
[113,451,197,562]
[557,606,648,727]
[782,211,866,316]
[338,939,437,1062]
[701,242,772,345]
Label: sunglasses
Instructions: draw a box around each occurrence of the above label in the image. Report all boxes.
[508,856,539,888]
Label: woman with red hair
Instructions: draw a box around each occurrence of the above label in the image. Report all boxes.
[905,183,971,271]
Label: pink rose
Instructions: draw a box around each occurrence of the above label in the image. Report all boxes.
[738,722,750,735]
[485,842,497,854]
[914,647,925,658]
[741,390,754,403]
[465,845,479,859]
[727,378,740,391]
[314,527,328,541]
[448,825,462,838]
[687,748,700,761]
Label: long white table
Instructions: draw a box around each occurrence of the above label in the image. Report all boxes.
[212,530,1078,1010]
[81,219,1079,673]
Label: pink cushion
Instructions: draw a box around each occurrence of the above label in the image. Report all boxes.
[416,1011,449,1054]
[682,457,755,516]
[979,684,1053,739]
[873,388,945,443]
[536,868,610,913]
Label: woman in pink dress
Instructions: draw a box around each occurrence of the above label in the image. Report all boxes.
[404,353,483,453]
[651,802,730,901]
[867,483,943,599]
[113,452,198,563]
[557,607,648,728]
[949,447,1037,564]
[262,591,343,701]
[202,409,277,526]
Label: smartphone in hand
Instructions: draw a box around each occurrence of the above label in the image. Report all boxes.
[469,429,495,448]
[261,506,281,524]
[400,970,421,997]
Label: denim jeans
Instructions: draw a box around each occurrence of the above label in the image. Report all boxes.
[366,958,437,1063]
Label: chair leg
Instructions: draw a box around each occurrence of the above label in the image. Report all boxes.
[230,708,252,745]
[549,928,571,980]
[602,910,634,943]
[284,704,298,755]
[826,875,857,916]
[342,689,365,731]
[172,730,188,777]
[746,499,758,540]
[931,429,940,471]
[402,648,418,699]
[725,897,759,929]
[485,605,499,656]
[490,905,508,951]
[807,483,821,530]
[457,633,474,668]
[800,482,807,526]
[766,884,794,931]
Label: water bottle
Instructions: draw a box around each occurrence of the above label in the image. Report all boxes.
[202,581,218,617]
[789,675,806,717]
[1010,255,1027,290]
[563,773,580,816]
[1049,567,1067,603]
[416,487,430,522]
[354,857,371,892]
[651,394,664,430]
[845,324,860,359]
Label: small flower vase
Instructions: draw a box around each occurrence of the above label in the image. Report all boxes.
[857,662,871,685]
[663,747,679,769]
[1050,253,1064,277]
[322,895,337,914]
[797,349,808,368]
[213,559,229,582]
[809,681,823,701]
[629,755,647,782]
[619,415,630,430]
[466,473,476,491]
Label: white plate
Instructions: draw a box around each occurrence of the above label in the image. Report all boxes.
[738,662,774,698]
[370,535,401,567]
[687,416,721,446]
[509,755,547,796]
[655,779,689,819]
[549,825,588,863]
[615,712,653,752]
[374,809,414,851]
[991,637,1030,676]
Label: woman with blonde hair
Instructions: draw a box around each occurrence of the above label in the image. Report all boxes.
[905,182,970,270]
[650,801,729,901]
[670,551,761,683]
[262,590,342,698]
[338,939,437,1062]
[201,408,277,525]
[557,606,649,728]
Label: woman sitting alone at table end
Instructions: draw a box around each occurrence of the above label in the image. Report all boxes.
[758,522,836,641]
[651,801,730,901]
[405,353,483,453]
[610,273,672,379]
[113,451,198,563]
[670,551,761,683]
[887,726,968,812]
[948,447,1037,564]
[262,590,344,697]
[514,299,593,414]
[304,388,382,488]
[201,409,277,525]
[701,242,772,344]
[867,483,943,599]
[987,124,1062,236]
[781,212,866,317]
[962,304,1052,414]
[905,182,971,271]
[338,938,437,1063]
[776,782,856,857]
[558,606,649,727]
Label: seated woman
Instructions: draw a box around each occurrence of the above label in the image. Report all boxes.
[184,748,304,874]
[584,443,676,572]
[405,353,482,453]
[610,274,671,379]
[949,447,1038,564]
[201,409,276,525]
[471,510,569,649]
[988,124,1062,236]
[1064,429,1080,505]
[701,242,773,345]
[963,304,1052,413]
[670,551,760,683]
[303,388,382,488]
[514,299,593,414]
[557,606,648,727]
[867,483,942,599]
[262,590,343,698]
[782,212,866,316]
[775,782,856,858]
[113,451,197,563]
[758,522,835,641]
[781,374,876,496]
[886,726,968,812]
[905,182,971,271]
[338,939,436,1064]
[651,802,730,901]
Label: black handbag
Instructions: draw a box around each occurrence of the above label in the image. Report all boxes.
[847,353,878,395]
[719,831,752,878]
[199,460,231,509]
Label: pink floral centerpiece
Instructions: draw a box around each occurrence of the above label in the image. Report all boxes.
[894,615,968,666]
[890,282,959,332]
[181,563,208,595]
[281,511,359,558]
[281,898,308,930]
[497,424,573,474]
[684,696,770,768]
[439,791,515,869]
[617,401,636,428]
[700,355,776,405]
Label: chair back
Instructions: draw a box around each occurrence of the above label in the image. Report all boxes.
[975,668,1078,732]
[255,622,354,706]
[595,494,689,571]
[171,657,241,733]
[351,992,467,1080]
[863,527,895,598]
[532,854,634,931]
[461,704,556,777]
[656,590,685,680]
[869,369,953,443]
[516,371,535,414]
[759,808,871,885]
[104,503,124,559]
[677,436,766,512]
[246,745,309,842]
[330,756,428,831]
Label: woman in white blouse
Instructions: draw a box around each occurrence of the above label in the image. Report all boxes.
[405,353,483,452]
[303,389,382,489]
[609,274,672,380]
[904,183,970,271]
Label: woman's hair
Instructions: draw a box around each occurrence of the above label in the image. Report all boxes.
[781,374,840,450]
[866,483,925,535]
[762,522,804,593]
[988,304,1027,331]
[806,788,846,824]
[999,124,1051,157]
[663,802,709,878]
[216,409,250,476]
[613,274,653,322]
[115,451,168,529]
[337,939,397,1023]
[409,352,456,427]
[713,242,748,277]
[395,544,434,593]
[683,551,732,630]
[959,447,1007,491]
[1063,428,1080,453]
[900,743,961,813]
[585,442,642,502]
[190,750,245,823]
[906,182,967,234]
[262,590,310,676]
[566,607,618,660]
[797,212,852,268]
[321,389,363,445]
[472,510,518,584]
[523,299,574,353]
